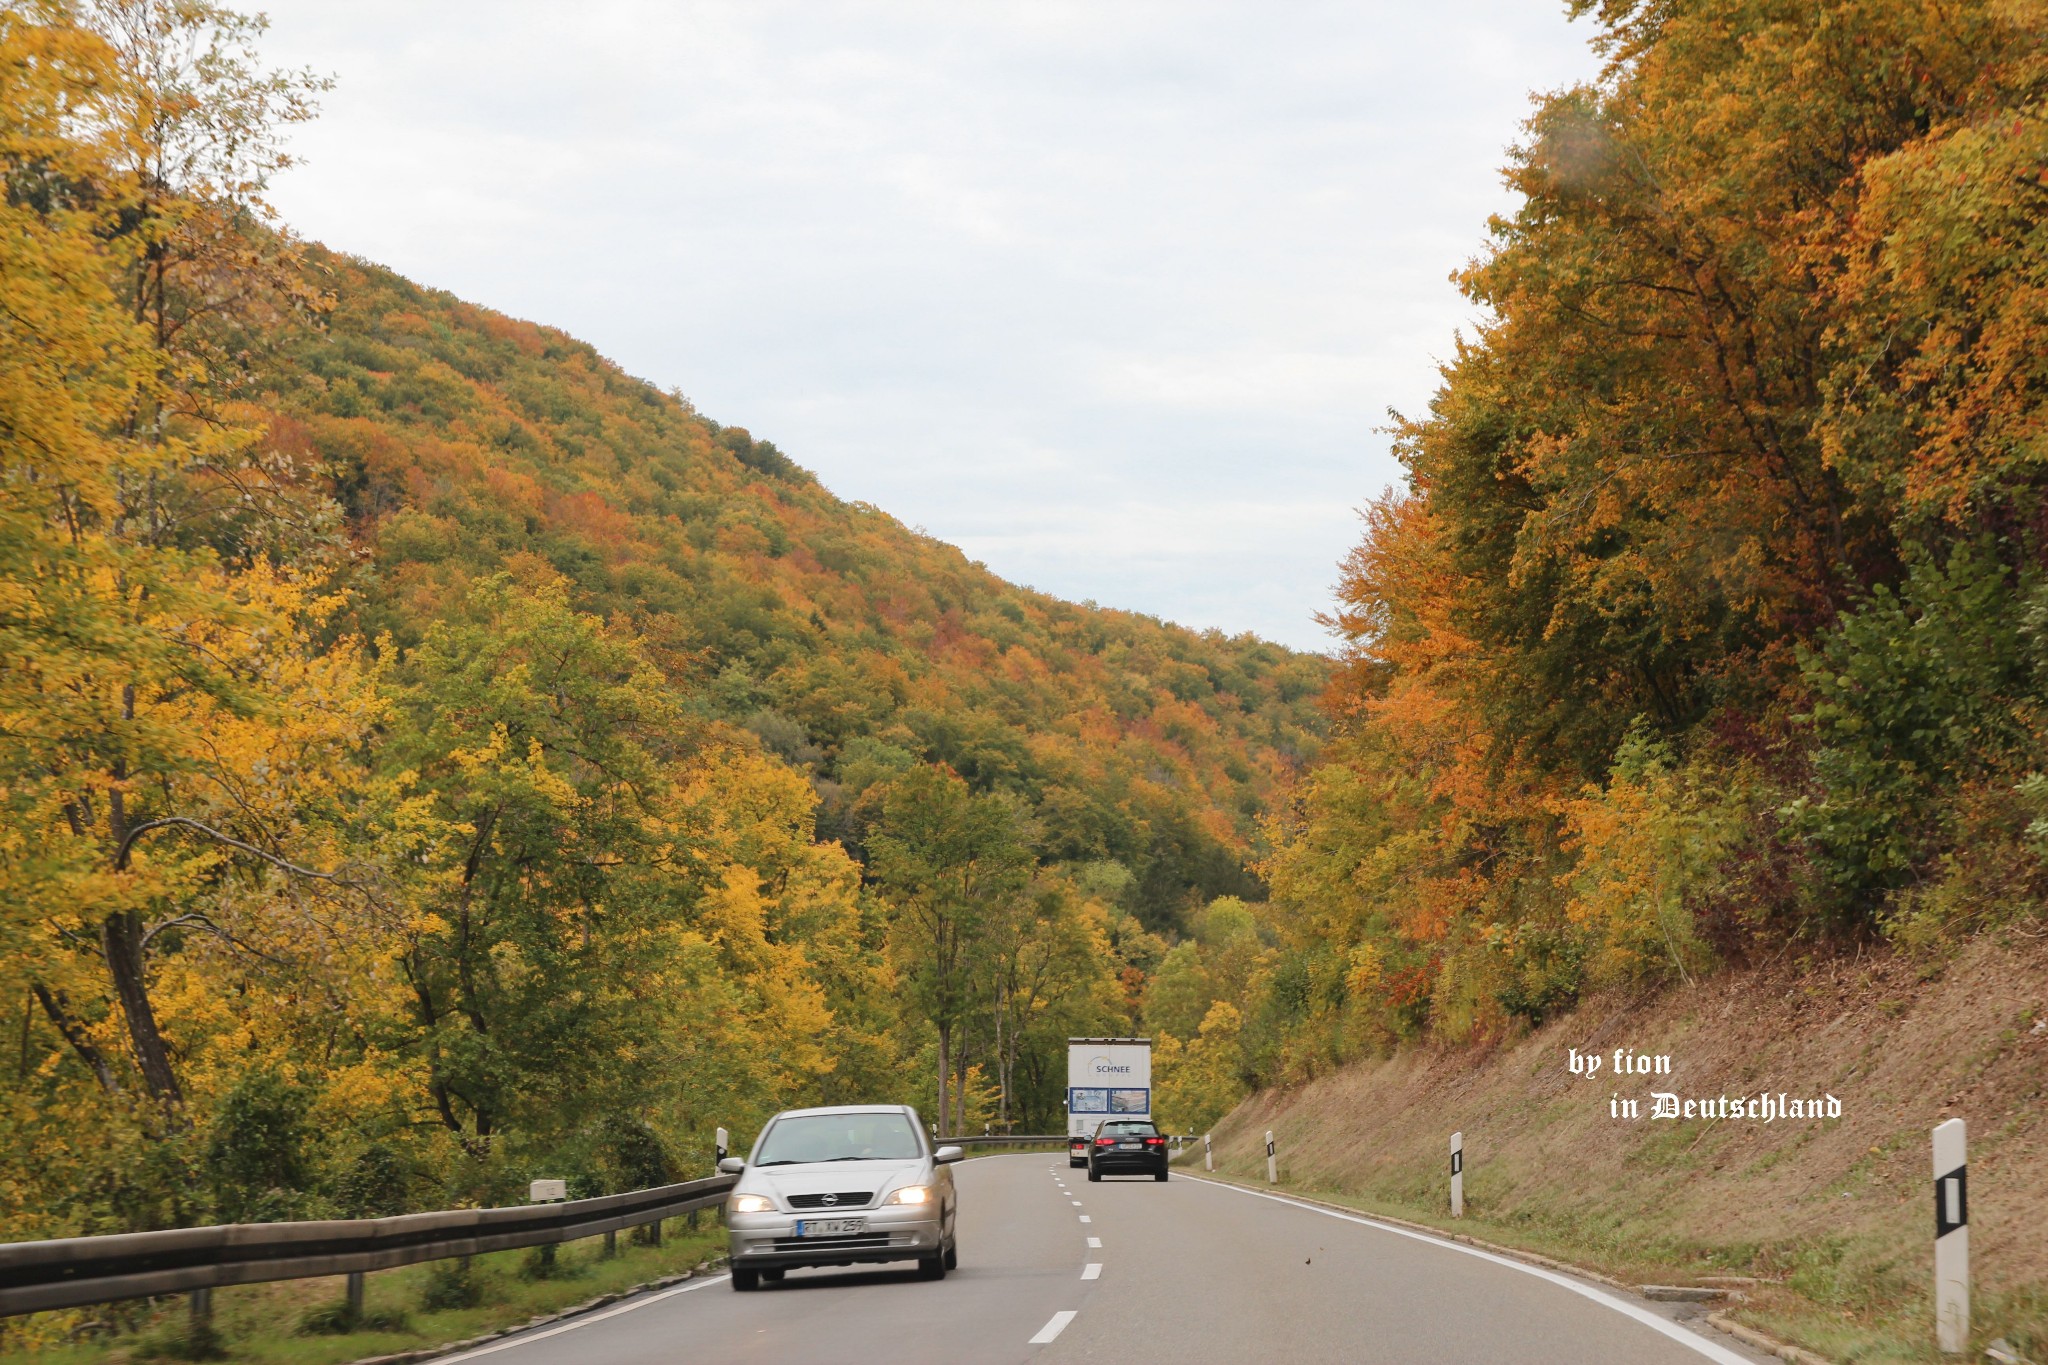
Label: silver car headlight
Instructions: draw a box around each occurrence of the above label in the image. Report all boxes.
[729,1194,773,1214]
[884,1185,932,1206]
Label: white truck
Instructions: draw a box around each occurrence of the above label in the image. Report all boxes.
[1065,1036,1152,1165]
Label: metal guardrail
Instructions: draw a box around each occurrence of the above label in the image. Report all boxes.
[0,1173,736,1317]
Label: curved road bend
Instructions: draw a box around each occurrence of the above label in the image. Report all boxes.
[435,1154,1775,1365]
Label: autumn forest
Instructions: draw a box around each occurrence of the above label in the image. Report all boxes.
[4,0,2046,1282]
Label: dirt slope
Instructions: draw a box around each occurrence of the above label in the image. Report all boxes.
[1206,934,2048,1362]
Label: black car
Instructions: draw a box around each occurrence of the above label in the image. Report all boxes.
[1085,1119,1168,1181]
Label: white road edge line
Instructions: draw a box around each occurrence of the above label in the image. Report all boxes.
[1183,1177,1753,1365]
[432,1274,727,1363]
[1081,1262,1102,1280]
[1029,1310,1078,1344]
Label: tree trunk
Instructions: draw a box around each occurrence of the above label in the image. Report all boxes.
[935,1023,950,1141]
[993,981,1008,1128]
[32,982,123,1097]
[101,910,183,1119]
[1001,1014,1018,1131]
[953,1041,969,1135]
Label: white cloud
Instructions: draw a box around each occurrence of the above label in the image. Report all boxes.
[254,0,1601,651]
[1096,350,1385,412]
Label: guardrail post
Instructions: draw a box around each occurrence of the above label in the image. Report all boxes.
[1265,1130,1277,1184]
[603,1229,617,1258]
[188,1286,211,1332]
[345,1271,365,1324]
[1933,1118,1968,1354]
[1450,1132,1464,1218]
[701,1125,727,1232]
[1204,1133,1213,1172]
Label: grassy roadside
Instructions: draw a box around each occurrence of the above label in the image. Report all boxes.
[0,1221,727,1365]
[1200,933,2048,1365]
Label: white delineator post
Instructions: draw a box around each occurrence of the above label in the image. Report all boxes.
[527,1180,565,1276]
[716,1126,729,1167]
[1933,1118,1968,1354]
[1265,1130,1277,1184]
[1204,1133,1214,1172]
[1450,1131,1464,1218]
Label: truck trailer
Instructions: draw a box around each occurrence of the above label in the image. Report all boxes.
[1065,1036,1152,1140]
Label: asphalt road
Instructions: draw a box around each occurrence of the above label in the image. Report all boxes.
[437,1154,1775,1365]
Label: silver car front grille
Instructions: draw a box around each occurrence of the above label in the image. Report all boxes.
[786,1191,874,1209]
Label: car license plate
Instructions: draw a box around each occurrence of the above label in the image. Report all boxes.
[793,1218,865,1237]
[1118,1140,1140,1150]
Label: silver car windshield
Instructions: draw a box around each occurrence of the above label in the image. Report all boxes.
[753,1112,923,1165]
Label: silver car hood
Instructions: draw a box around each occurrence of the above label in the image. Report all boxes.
[737,1158,927,1199]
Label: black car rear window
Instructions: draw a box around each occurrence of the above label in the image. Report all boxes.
[1097,1121,1159,1135]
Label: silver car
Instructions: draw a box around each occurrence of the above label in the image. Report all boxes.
[719,1104,961,1290]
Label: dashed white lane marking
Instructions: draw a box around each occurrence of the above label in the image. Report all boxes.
[1185,1177,1755,1365]
[1070,1199,1082,1206]
[433,1275,725,1362]
[1078,1215,1091,1223]
[1081,1263,1102,1280]
[1029,1310,1078,1345]
[1086,1236,1101,1247]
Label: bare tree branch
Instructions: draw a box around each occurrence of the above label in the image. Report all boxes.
[113,813,341,879]
[138,912,212,953]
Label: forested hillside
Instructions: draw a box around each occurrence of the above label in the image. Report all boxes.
[0,0,1321,1259]
[267,252,1321,928]
[1157,0,2048,1099]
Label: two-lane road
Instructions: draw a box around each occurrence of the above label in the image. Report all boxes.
[438,1155,1773,1364]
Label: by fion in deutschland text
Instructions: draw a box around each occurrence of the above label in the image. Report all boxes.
[1567,1047,1842,1121]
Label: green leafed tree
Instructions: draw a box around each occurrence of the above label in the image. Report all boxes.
[867,766,1031,1136]
[377,567,708,1163]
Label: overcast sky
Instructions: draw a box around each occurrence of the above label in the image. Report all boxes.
[254,2,1601,653]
